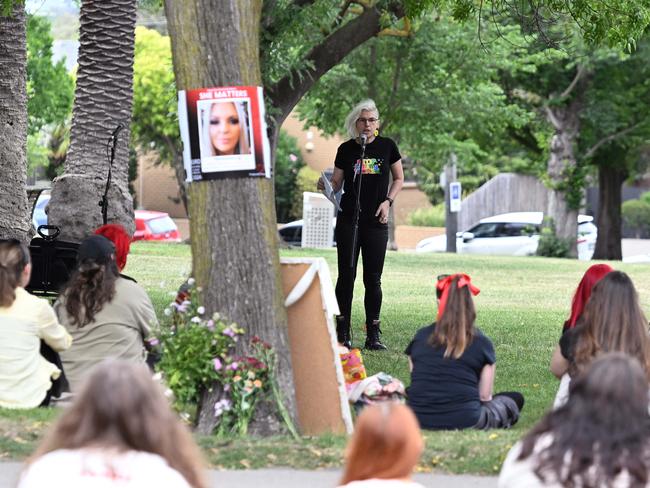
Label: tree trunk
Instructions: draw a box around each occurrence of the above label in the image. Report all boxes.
[164,0,297,434]
[49,0,137,241]
[545,102,581,257]
[592,164,626,260]
[0,4,30,241]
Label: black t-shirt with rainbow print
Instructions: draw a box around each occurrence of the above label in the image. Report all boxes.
[334,136,401,221]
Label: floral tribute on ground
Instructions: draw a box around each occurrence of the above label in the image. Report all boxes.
[149,280,297,437]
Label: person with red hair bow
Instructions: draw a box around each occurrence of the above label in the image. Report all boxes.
[404,274,524,430]
[94,224,131,272]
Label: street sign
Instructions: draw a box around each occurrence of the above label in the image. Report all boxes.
[449,181,461,213]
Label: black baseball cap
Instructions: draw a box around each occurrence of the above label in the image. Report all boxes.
[77,235,115,264]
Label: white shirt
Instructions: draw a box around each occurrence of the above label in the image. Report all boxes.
[499,435,641,488]
[17,449,191,488]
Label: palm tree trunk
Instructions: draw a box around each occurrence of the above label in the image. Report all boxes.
[49,0,137,241]
[0,3,29,241]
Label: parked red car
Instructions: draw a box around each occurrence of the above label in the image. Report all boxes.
[133,210,182,242]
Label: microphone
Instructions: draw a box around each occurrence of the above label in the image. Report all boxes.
[111,123,125,139]
[360,133,367,146]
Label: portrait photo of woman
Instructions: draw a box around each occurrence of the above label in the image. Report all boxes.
[200,100,251,157]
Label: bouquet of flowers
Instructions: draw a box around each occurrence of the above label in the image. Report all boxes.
[150,280,296,437]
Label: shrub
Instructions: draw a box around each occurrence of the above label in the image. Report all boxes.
[407,204,445,227]
[275,131,305,223]
[536,218,571,258]
[622,199,650,238]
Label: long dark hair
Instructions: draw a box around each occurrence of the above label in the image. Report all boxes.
[571,271,650,379]
[28,360,208,488]
[518,353,650,487]
[0,239,30,307]
[63,246,119,327]
[430,276,477,358]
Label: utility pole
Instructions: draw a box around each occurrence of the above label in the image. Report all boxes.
[444,153,458,253]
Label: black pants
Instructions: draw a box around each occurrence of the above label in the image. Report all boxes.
[335,214,388,326]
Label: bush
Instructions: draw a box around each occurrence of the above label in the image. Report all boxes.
[407,204,445,227]
[536,218,571,258]
[622,199,650,238]
[275,131,305,223]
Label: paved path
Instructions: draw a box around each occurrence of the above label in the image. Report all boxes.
[0,462,497,488]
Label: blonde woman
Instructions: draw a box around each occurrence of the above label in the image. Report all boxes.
[200,100,251,156]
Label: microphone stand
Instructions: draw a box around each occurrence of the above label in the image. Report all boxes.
[99,124,123,225]
[350,138,366,268]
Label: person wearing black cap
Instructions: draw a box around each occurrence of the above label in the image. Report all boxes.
[54,235,158,392]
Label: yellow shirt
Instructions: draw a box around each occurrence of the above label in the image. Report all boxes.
[0,288,72,408]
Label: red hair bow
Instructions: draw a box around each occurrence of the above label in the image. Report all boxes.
[436,273,480,320]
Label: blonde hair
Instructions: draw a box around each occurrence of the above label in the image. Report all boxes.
[340,403,423,485]
[344,99,379,139]
[28,360,208,488]
[200,101,251,156]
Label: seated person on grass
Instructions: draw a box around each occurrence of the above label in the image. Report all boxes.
[548,263,612,407]
[500,353,650,488]
[17,360,207,488]
[55,235,157,392]
[550,270,650,407]
[0,240,72,408]
[405,273,523,430]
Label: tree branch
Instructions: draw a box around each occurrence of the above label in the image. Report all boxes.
[267,2,405,125]
[559,64,585,99]
[544,105,562,131]
[582,122,643,161]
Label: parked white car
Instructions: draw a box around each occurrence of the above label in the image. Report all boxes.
[415,212,597,261]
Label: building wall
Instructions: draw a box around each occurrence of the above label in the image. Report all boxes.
[134,151,186,218]
[281,114,343,171]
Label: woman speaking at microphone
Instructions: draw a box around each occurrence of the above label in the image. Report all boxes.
[317,99,404,350]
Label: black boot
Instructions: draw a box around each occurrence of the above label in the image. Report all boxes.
[336,316,352,349]
[365,321,387,350]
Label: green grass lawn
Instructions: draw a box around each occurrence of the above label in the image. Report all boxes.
[3,242,650,474]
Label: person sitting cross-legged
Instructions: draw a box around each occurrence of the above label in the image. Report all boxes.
[55,235,157,392]
[405,273,523,430]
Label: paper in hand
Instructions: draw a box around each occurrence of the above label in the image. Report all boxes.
[320,172,341,213]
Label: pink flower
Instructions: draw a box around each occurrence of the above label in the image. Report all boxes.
[223,327,236,338]
[228,361,239,371]
[213,358,223,371]
[206,320,215,331]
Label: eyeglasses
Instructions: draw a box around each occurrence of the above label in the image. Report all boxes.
[437,274,450,281]
[356,117,378,124]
